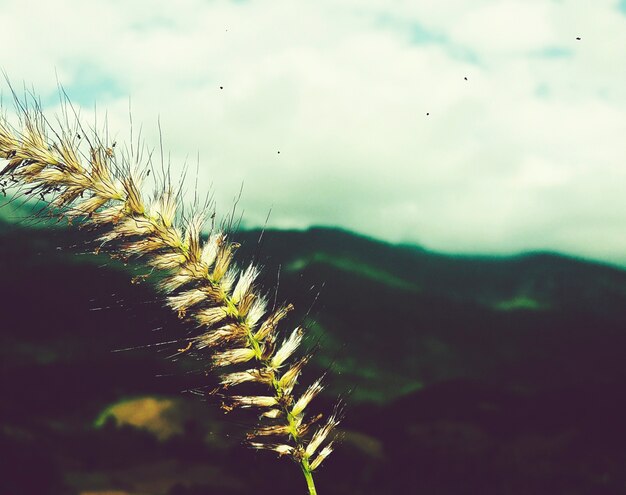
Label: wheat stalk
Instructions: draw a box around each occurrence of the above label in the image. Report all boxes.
[0,90,340,494]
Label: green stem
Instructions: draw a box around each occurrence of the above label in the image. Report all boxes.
[301,458,318,495]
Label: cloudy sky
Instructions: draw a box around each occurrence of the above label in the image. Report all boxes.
[2,0,626,264]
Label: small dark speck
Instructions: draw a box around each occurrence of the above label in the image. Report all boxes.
[576,37,581,40]
[277,151,281,154]
[426,112,430,116]
[220,86,223,89]
[464,77,468,81]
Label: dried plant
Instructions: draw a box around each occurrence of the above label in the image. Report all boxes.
[0,88,340,495]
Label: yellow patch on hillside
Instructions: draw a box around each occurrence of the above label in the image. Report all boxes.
[95,397,183,440]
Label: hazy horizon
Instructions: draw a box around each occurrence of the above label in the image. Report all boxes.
[2,0,626,266]
[2,197,626,270]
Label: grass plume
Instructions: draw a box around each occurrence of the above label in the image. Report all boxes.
[0,87,340,494]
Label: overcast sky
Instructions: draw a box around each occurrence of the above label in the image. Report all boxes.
[2,0,626,265]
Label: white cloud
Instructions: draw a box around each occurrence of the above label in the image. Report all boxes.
[2,0,626,265]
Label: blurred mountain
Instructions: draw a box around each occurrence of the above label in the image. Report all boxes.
[234,226,626,399]
[2,213,626,494]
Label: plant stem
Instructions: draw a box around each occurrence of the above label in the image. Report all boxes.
[301,458,318,495]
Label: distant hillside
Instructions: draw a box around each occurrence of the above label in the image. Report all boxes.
[3,213,626,494]
[237,226,626,310]
[232,227,626,399]
[3,214,626,402]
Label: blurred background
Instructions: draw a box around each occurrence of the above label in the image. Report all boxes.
[2,203,626,494]
[2,0,626,494]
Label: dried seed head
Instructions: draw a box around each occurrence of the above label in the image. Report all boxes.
[246,296,268,329]
[89,147,114,187]
[195,324,244,349]
[212,239,238,280]
[200,232,224,268]
[249,443,295,456]
[248,424,291,438]
[271,327,303,369]
[90,204,125,225]
[232,264,259,304]
[35,167,66,184]
[260,409,283,419]
[254,303,293,341]
[310,442,334,471]
[292,378,324,417]
[51,185,83,208]
[183,214,204,263]
[122,176,145,215]
[56,137,82,173]
[237,291,257,318]
[220,368,273,388]
[167,288,210,316]
[71,194,109,218]
[230,395,278,409]
[125,237,167,256]
[305,413,340,458]
[220,267,238,296]
[149,252,187,271]
[195,306,228,327]
[150,190,177,227]
[100,215,155,243]
[278,356,310,395]
[158,271,195,293]
[158,224,185,249]
[213,347,256,367]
